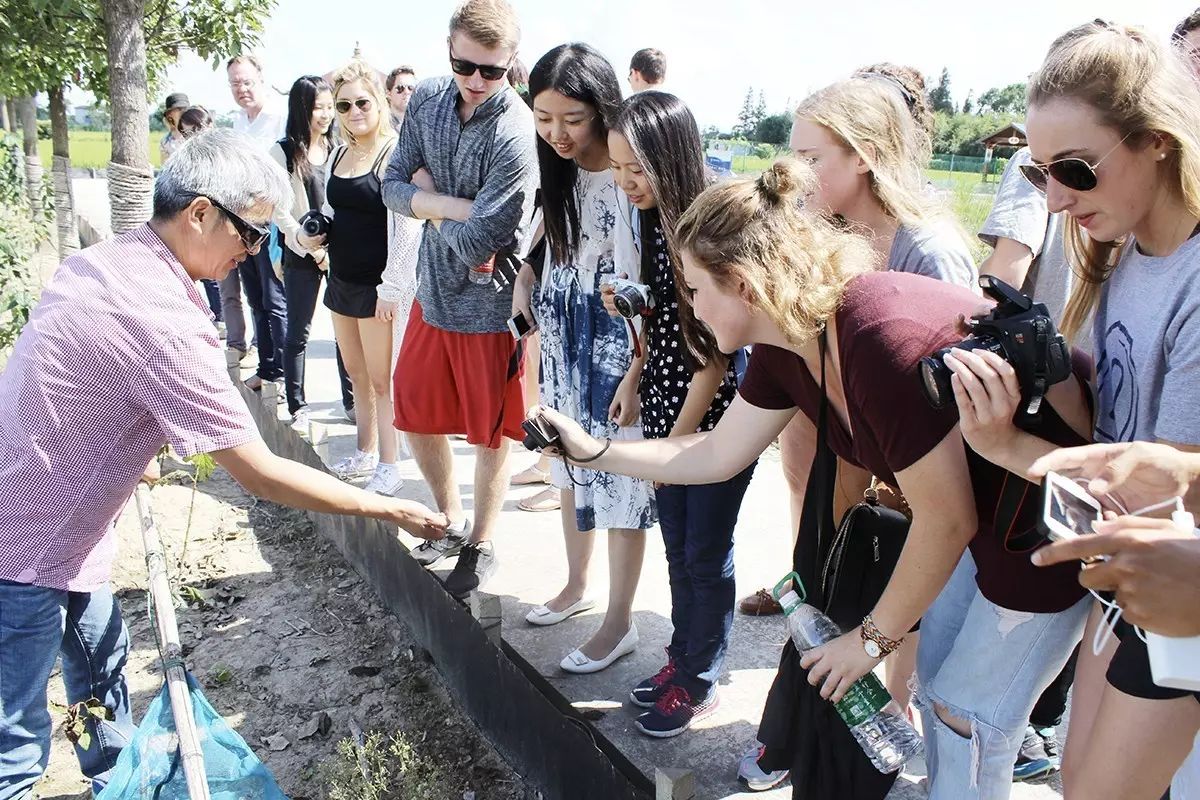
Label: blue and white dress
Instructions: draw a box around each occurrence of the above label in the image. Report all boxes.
[533,168,657,533]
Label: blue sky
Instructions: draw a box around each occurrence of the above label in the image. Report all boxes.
[136,0,1186,130]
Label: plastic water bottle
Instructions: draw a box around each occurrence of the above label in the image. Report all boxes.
[779,588,923,773]
[469,254,495,286]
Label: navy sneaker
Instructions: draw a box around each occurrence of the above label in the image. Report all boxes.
[1012,725,1056,781]
[635,685,719,739]
[629,654,677,708]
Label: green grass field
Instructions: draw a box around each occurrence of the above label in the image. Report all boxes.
[38,130,162,170]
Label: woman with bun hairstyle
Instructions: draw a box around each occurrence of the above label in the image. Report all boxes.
[534,158,1094,799]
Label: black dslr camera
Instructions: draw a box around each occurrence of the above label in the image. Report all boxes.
[521,413,561,452]
[298,209,332,239]
[918,275,1072,417]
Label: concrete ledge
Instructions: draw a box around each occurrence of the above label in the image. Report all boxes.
[236,379,653,800]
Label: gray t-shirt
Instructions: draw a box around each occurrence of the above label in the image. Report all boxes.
[1093,232,1200,445]
[888,220,977,289]
[979,148,1072,325]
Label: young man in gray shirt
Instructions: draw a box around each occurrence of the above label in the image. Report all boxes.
[382,0,538,598]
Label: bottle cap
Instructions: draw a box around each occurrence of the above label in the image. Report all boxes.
[779,590,801,613]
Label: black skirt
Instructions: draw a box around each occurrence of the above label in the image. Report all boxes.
[323,274,378,319]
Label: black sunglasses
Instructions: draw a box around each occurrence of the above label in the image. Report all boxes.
[199,195,270,252]
[335,97,373,114]
[1018,133,1133,194]
[448,47,510,81]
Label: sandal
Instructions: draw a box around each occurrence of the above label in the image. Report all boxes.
[512,464,552,486]
[518,486,561,513]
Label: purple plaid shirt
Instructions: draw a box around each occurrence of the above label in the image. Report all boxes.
[0,225,259,591]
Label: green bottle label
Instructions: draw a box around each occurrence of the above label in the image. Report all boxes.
[833,672,891,727]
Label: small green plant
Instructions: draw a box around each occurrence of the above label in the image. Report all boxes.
[321,730,451,800]
[54,698,114,752]
[156,450,217,561]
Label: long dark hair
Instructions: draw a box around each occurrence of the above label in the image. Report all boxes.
[612,91,720,369]
[529,43,622,266]
[284,75,334,180]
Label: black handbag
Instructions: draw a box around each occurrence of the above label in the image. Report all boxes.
[819,478,911,632]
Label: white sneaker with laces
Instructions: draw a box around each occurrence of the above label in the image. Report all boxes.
[737,741,790,791]
[290,408,310,432]
[363,463,404,495]
[331,450,378,480]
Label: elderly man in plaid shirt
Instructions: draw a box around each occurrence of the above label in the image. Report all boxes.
[0,129,446,797]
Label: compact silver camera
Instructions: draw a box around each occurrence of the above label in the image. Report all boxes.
[608,277,655,319]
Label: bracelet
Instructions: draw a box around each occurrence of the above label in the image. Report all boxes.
[572,438,611,464]
[860,613,904,659]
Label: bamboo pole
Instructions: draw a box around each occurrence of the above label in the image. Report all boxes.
[135,483,212,800]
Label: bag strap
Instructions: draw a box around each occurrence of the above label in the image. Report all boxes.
[793,330,838,571]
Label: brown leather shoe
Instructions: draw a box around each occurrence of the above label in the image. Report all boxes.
[738,588,783,616]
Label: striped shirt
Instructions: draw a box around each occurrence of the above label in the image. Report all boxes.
[0,225,259,591]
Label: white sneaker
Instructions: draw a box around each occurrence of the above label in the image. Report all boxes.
[331,450,378,480]
[737,741,789,791]
[290,408,310,432]
[363,463,404,495]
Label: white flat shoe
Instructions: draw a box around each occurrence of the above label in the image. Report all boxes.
[525,597,597,627]
[560,625,639,674]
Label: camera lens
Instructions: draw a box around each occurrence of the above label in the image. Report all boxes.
[918,356,954,409]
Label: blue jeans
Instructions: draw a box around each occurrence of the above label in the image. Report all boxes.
[914,552,1088,800]
[217,267,248,351]
[201,279,222,321]
[656,461,756,697]
[0,581,135,798]
[240,247,287,382]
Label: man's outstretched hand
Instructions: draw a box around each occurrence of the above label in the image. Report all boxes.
[386,500,449,541]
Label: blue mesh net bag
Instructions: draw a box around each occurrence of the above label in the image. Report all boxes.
[97,673,287,799]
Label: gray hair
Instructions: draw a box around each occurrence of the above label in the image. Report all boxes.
[152,128,290,221]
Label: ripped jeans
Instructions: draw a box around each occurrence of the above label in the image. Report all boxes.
[914,552,1088,800]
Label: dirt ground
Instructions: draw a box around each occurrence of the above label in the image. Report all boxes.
[34,460,529,800]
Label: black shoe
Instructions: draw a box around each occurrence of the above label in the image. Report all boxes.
[443,541,497,598]
[630,652,678,708]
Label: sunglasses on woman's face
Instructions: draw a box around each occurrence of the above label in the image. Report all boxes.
[1018,133,1133,194]
[448,48,509,81]
[335,97,372,114]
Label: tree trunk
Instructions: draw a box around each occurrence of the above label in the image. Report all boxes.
[0,96,9,131]
[4,99,14,133]
[49,85,79,255]
[17,95,42,220]
[102,0,153,234]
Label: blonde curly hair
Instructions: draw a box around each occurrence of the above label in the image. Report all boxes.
[674,158,877,346]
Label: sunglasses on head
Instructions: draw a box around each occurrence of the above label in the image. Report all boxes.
[448,47,510,81]
[1018,133,1134,193]
[197,195,270,252]
[335,97,373,114]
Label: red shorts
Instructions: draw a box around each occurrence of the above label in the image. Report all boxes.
[393,301,526,449]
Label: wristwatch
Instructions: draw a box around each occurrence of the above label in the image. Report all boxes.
[861,614,903,659]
